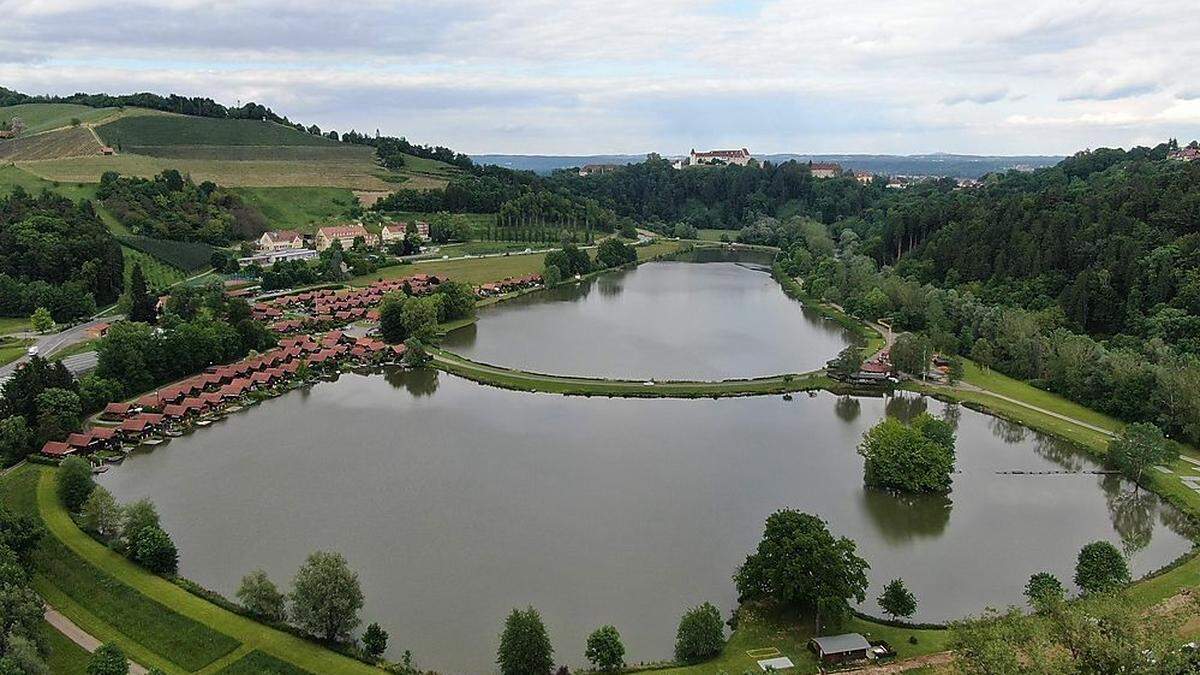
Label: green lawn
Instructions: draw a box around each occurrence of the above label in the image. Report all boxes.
[42,620,94,675]
[0,464,385,675]
[0,164,98,201]
[0,316,31,335]
[961,361,1124,434]
[230,186,358,231]
[643,605,950,675]
[0,336,33,367]
[353,239,682,287]
[218,650,315,674]
[695,228,737,242]
[0,103,118,134]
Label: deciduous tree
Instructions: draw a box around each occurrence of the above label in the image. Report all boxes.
[674,602,724,664]
[57,455,95,511]
[1073,541,1129,594]
[289,550,364,643]
[497,606,554,675]
[878,578,917,620]
[236,569,286,622]
[584,625,625,672]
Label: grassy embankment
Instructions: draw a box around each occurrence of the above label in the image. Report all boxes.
[230,186,358,231]
[0,336,33,366]
[41,620,93,675]
[0,103,119,134]
[0,464,384,675]
[350,239,683,287]
[0,164,99,201]
[695,228,738,242]
[0,316,32,335]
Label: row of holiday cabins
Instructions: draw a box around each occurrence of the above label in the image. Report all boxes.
[40,331,406,459]
[253,276,443,329]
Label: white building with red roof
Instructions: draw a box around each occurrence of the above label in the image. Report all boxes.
[258,230,305,252]
[315,224,372,251]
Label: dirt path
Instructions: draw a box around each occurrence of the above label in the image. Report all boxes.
[44,605,149,674]
[947,381,1116,438]
[851,651,954,673]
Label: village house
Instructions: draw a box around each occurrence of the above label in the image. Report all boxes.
[379,221,430,247]
[809,161,842,178]
[853,170,874,184]
[689,148,752,166]
[315,224,371,251]
[257,230,305,252]
[1169,146,1200,162]
[809,633,873,667]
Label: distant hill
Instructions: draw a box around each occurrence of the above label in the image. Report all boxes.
[473,153,1063,178]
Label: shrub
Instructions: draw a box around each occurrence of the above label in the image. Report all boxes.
[86,642,129,675]
[674,602,724,664]
[363,622,389,660]
[236,568,287,621]
[131,526,178,575]
[57,456,95,511]
[1074,541,1129,594]
[1024,572,1066,610]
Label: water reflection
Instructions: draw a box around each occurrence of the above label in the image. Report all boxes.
[1103,475,1157,556]
[860,489,953,545]
[941,402,962,429]
[384,366,440,397]
[884,393,928,423]
[989,417,1028,444]
[596,274,624,297]
[834,396,861,423]
[1031,435,1086,472]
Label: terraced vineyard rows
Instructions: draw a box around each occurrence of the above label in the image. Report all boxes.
[0,126,102,160]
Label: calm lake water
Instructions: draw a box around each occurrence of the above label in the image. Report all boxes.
[100,372,1193,673]
[441,259,855,379]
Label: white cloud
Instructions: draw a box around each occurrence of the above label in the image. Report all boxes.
[1,0,1199,153]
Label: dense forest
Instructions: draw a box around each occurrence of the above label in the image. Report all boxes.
[0,189,124,321]
[543,157,881,227]
[97,170,268,245]
[0,86,287,124]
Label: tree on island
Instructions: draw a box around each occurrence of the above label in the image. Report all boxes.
[877,578,917,620]
[674,602,724,664]
[289,550,364,643]
[585,624,625,672]
[497,606,554,675]
[1074,541,1129,594]
[734,510,870,632]
[858,412,956,494]
[1024,572,1065,611]
[1108,422,1176,486]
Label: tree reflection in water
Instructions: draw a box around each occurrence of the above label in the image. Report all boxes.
[834,395,861,423]
[941,402,962,430]
[860,488,952,546]
[1031,434,1086,472]
[1102,474,1156,556]
[384,366,440,397]
[884,393,928,424]
[595,273,624,298]
[988,416,1028,444]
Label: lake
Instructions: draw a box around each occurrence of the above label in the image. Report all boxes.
[99,371,1193,673]
[441,259,855,379]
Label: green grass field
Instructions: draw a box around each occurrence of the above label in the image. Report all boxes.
[0,164,97,201]
[0,316,31,335]
[0,464,385,675]
[231,186,359,231]
[96,115,340,148]
[961,361,1124,433]
[644,605,950,675]
[42,620,93,675]
[352,239,682,287]
[696,228,737,241]
[0,336,33,367]
[0,103,117,134]
[218,650,315,674]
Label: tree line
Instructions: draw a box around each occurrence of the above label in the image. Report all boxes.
[98,170,268,245]
[0,188,124,322]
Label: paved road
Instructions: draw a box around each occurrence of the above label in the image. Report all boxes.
[0,315,116,380]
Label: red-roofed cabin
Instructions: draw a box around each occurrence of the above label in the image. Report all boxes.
[102,402,133,420]
[136,393,164,411]
[41,441,74,458]
[162,404,188,421]
[66,432,98,452]
[89,427,117,443]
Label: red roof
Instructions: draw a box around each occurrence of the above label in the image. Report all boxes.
[859,361,891,374]
[67,433,94,448]
[89,427,117,440]
[41,441,73,457]
[104,402,132,416]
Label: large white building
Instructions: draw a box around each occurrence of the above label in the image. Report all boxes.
[257,230,304,252]
[379,221,430,246]
[689,148,752,166]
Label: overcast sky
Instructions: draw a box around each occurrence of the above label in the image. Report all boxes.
[3,0,1199,156]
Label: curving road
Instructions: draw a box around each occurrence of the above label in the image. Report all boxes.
[0,315,115,381]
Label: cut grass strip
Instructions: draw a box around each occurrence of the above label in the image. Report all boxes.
[216,650,316,675]
[0,465,240,671]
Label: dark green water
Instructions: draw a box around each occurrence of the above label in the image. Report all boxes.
[441,260,855,379]
[100,372,1193,673]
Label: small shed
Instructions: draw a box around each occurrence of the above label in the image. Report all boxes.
[808,633,872,666]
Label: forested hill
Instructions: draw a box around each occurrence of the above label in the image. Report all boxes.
[868,142,1200,338]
